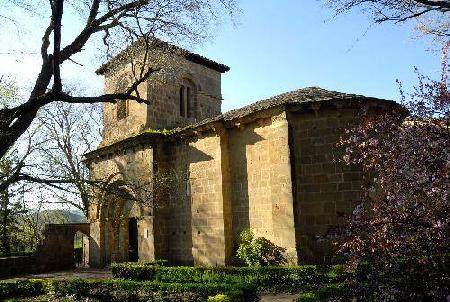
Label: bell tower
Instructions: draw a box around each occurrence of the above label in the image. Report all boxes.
[97,39,229,146]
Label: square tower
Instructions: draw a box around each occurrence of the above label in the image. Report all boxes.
[96,39,229,146]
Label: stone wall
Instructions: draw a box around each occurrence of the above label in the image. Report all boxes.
[228,112,297,263]
[0,223,90,278]
[35,224,90,272]
[150,113,299,266]
[154,130,231,266]
[87,145,154,267]
[102,63,149,145]
[0,256,36,278]
[288,106,363,263]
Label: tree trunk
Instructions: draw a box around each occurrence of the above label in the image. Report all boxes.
[0,187,10,256]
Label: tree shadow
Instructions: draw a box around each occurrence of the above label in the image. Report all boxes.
[228,126,265,262]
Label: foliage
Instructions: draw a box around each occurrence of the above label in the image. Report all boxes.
[236,229,287,266]
[111,262,345,294]
[207,294,232,302]
[0,77,19,109]
[138,128,177,136]
[0,160,28,256]
[296,283,348,302]
[139,259,169,266]
[325,0,450,39]
[336,43,450,300]
[0,278,256,302]
[0,279,49,300]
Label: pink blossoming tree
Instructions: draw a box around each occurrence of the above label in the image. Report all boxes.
[337,42,450,301]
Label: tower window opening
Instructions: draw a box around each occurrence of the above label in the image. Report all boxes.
[186,87,191,118]
[179,86,185,117]
[117,100,128,120]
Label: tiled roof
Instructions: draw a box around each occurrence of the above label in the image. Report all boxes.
[96,38,230,75]
[171,86,395,132]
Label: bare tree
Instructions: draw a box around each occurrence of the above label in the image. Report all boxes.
[35,101,101,216]
[0,0,237,161]
[325,0,450,38]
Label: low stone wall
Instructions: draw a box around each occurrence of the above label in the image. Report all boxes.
[0,223,90,278]
[34,223,90,272]
[0,255,37,278]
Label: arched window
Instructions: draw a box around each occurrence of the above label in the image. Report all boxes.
[179,80,195,118]
[179,85,185,117]
[117,100,128,120]
[186,86,191,118]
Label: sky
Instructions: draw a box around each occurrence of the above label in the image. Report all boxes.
[202,0,442,111]
[0,0,443,113]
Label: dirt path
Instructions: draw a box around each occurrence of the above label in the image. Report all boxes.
[260,294,298,301]
[2,268,112,281]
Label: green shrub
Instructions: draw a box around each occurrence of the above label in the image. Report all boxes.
[54,279,257,302]
[140,259,169,266]
[111,263,345,294]
[207,293,232,302]
[296,283,349,302]
[111,263,157,280]
[0,278,257,302]
[296,292,318,302]
[236,229,286,266]
[0,279,48,300]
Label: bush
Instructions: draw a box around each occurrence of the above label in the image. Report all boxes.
[236,229,286,266]
[0,278,257,302]
[351,256,450,301]
[0,279,48,300]
[140,259,169,266]
[111,263,345,294]
[110,263,157,281]
[296,283,349,302]
[207,294,232,302]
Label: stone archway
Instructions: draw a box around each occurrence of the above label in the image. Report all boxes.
[99,181,142,265]
[35,223,90,271]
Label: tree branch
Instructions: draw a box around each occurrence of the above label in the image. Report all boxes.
[414,0,450,10]
[52,0,64,93]
[41,18,54,61]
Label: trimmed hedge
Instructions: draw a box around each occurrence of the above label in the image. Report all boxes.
[0,278,257,302]
[140,259,169,266]
[0,279,48,300]
[296,283,349,302]
[111,263,346,293]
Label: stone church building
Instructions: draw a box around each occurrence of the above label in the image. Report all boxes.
[83,40,394,268]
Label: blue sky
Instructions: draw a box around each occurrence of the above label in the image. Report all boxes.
[0,0,442,113]
[197,0,441,112]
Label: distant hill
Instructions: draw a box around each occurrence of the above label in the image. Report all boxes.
[38,209,87,224]
[19,209,87,228]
